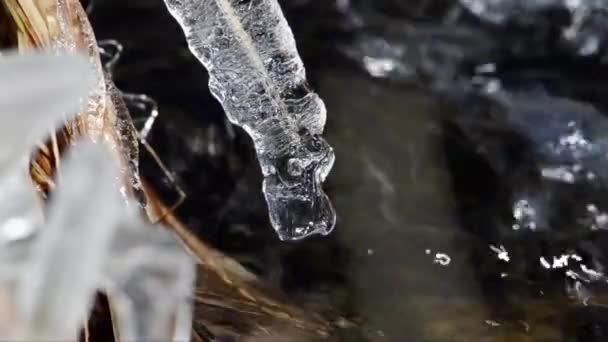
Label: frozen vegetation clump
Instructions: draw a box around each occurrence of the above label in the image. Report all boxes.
[0,50,194,342]
[164,0,336,241]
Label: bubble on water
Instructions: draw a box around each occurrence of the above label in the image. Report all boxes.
[433,252,451,266]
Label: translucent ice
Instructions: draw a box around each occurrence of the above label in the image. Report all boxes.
[47,0,145,205]
[164,0,336,240]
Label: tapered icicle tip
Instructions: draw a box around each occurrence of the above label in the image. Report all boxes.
[262,132,337,241]
[265,187,337,242]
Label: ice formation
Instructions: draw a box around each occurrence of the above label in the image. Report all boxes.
[0,50,93,255]
[0,50,195,341]
[0,50,95,339]
[42,0,146,205]
[15,141,123,341]
[164,0,336,240]
[102,211,195,342]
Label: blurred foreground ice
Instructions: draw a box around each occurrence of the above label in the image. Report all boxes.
[0,50,194,342]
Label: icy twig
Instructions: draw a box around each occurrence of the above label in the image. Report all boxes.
[164,0,336,240]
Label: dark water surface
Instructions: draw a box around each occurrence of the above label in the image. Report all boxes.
[89,1,608,341]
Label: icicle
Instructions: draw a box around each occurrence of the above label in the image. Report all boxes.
[164,0,336,240]
[50,0,146,205]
